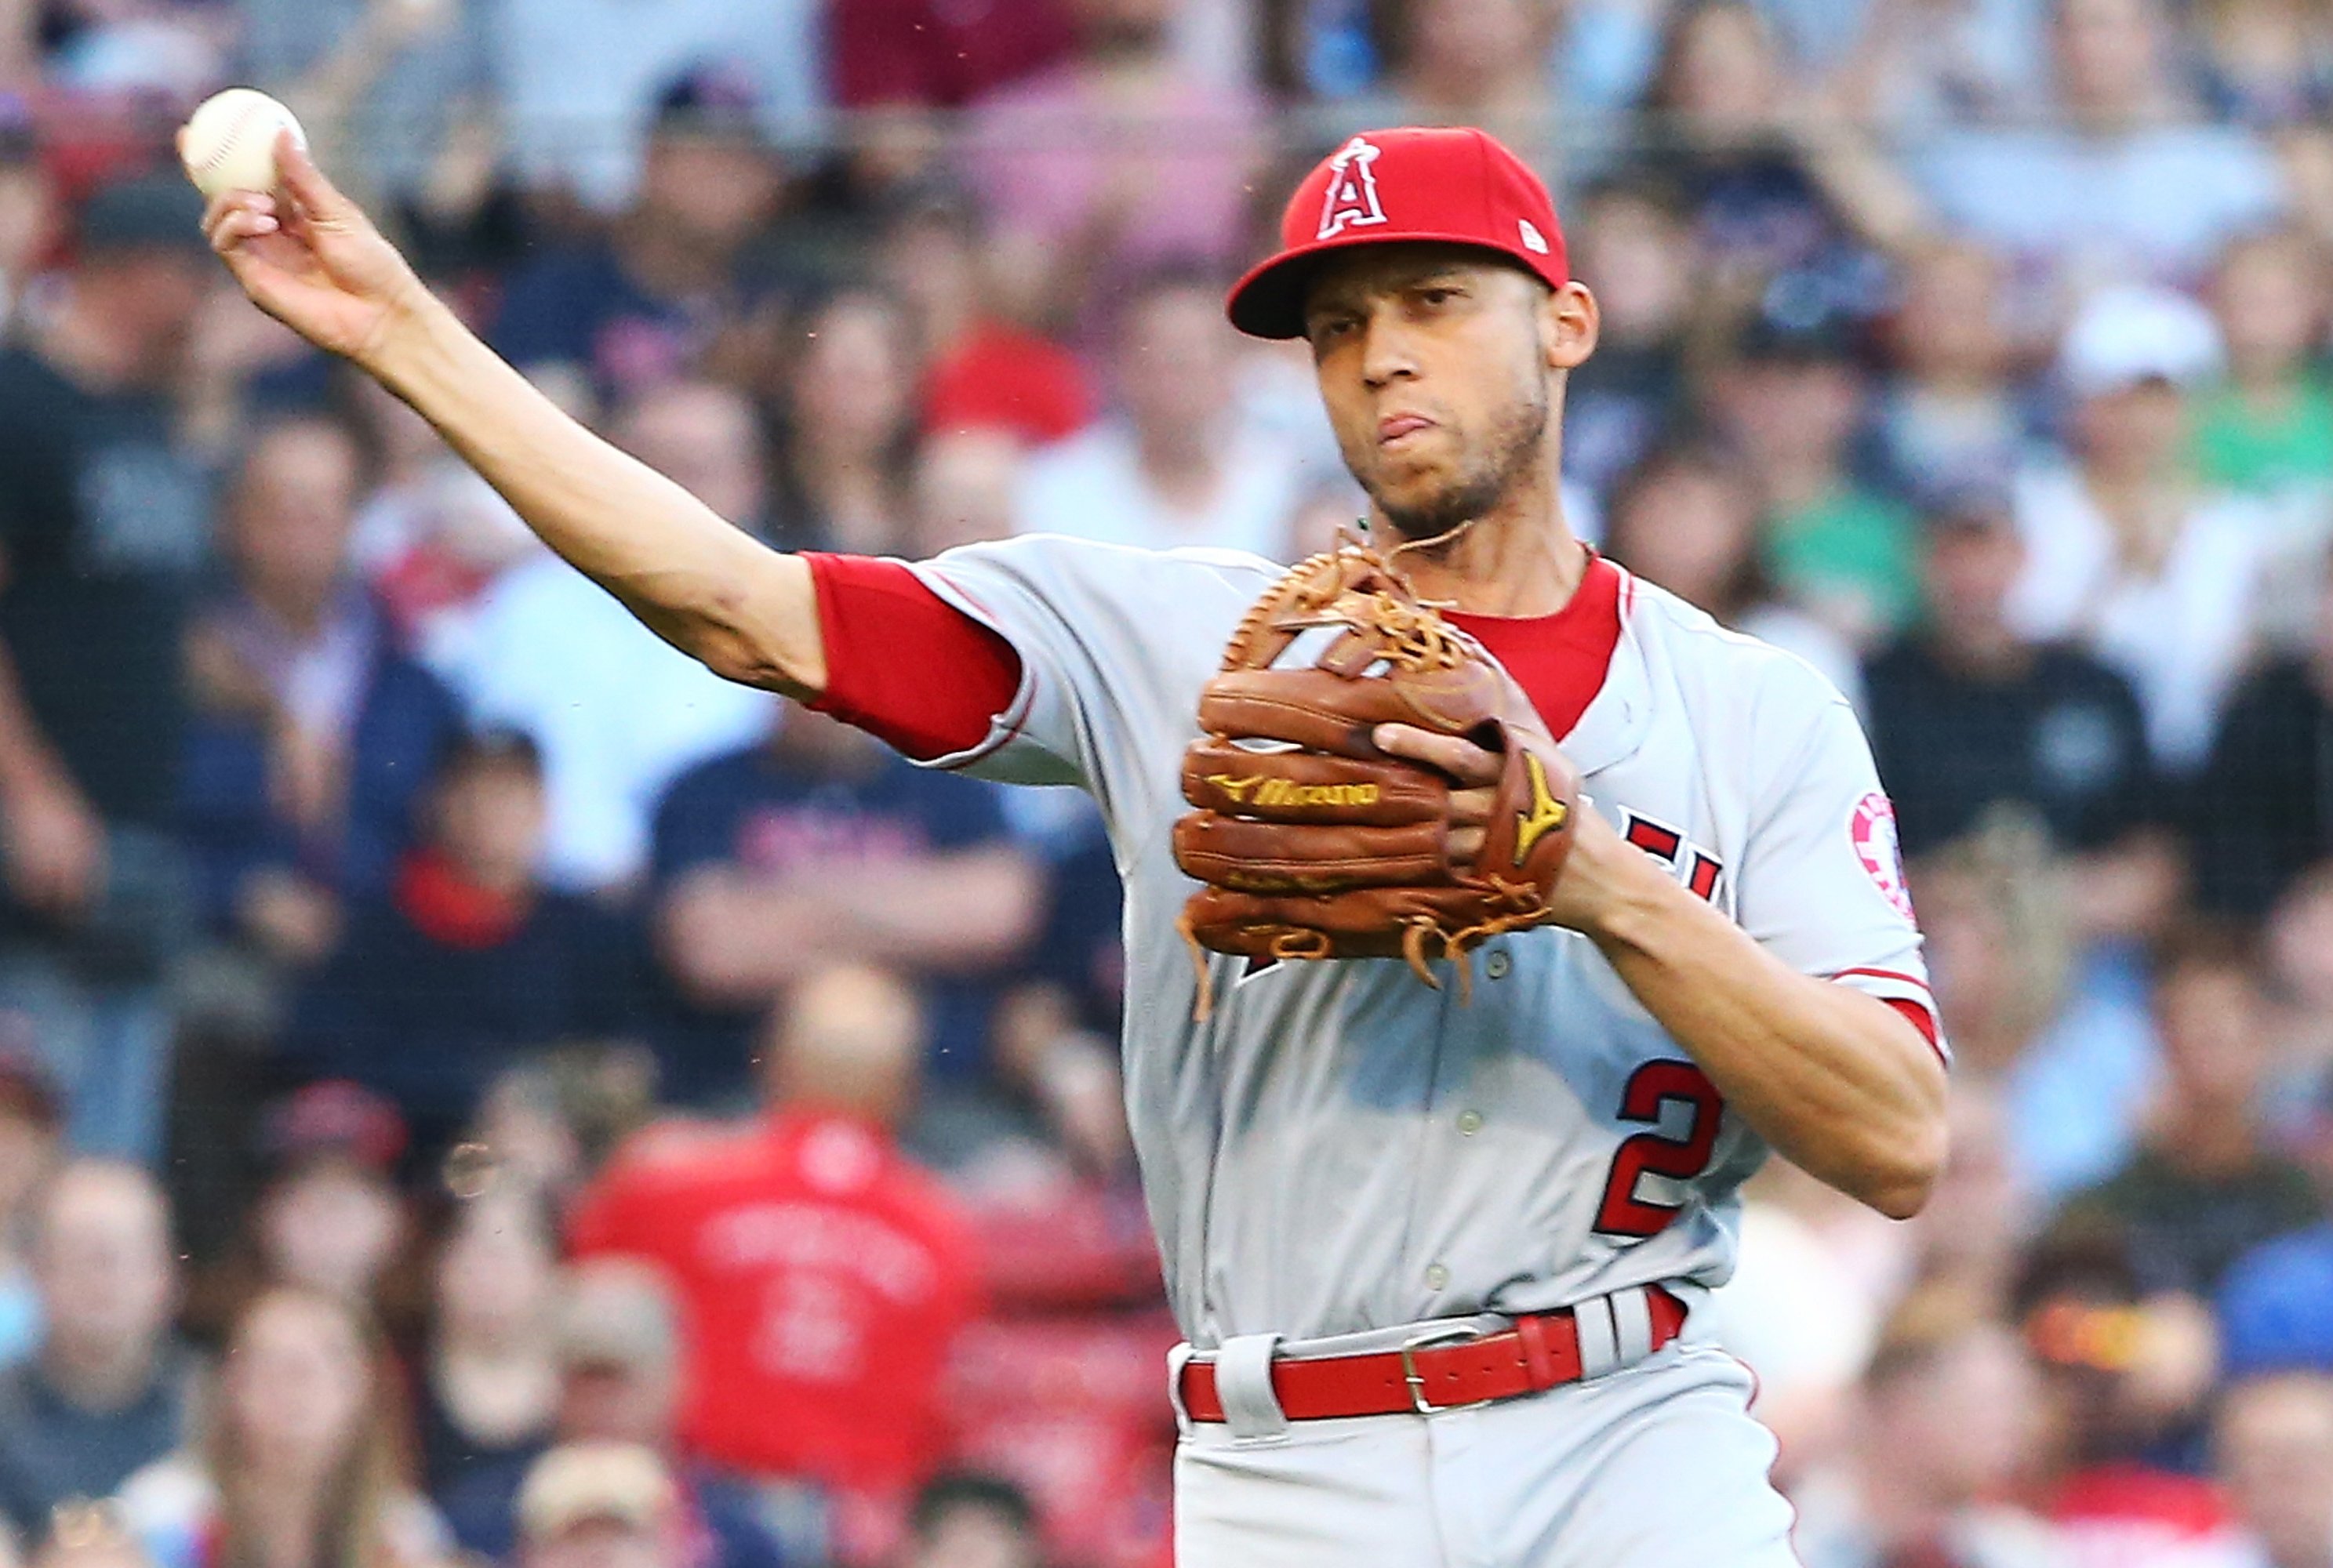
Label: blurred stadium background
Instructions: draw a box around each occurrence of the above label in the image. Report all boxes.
[0,0,2331,1564]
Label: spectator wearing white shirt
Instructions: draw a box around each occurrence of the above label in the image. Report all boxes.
[2008,286,2273,772]
[434,381,776,891]
[1013,270,1310,561]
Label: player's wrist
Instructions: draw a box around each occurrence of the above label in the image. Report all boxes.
[356,279,455,385]
[1568,836,1689,955]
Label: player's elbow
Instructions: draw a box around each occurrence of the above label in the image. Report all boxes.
[1858,1112,1948,1220]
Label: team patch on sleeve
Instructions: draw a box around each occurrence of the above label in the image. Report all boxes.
[1848,791,1915,924]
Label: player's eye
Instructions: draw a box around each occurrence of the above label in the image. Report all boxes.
[1415,285,1459,308]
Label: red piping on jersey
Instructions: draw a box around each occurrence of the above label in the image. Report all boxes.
[803,553,1025,762]
[1828,967,1948,1065]
[1829,966,1935,996]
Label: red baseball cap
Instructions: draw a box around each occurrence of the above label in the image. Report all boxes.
[1226,126,1570,341]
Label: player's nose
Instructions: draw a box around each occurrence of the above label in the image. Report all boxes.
[1357,309,1423,390]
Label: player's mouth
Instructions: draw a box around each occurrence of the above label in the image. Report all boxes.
[1377,412,1437,447]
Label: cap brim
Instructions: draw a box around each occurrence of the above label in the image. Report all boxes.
[1226,231,1562,339]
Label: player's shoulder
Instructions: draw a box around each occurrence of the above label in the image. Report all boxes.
[1623,572,1854,720]
[915,532,1286,632]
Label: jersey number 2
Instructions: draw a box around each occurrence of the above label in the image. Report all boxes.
[1593,1061,1724,1239]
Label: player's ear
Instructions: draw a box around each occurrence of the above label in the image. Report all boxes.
[1541,281,1598,372]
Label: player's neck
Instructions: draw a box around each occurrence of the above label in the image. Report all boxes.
[1375,483,1586,619]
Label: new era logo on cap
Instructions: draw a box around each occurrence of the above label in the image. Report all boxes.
[1226,126,1572,339]
[1317,136,1389,240]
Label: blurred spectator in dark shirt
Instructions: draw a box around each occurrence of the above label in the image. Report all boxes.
[571,967,983,1550]
[881,190,1092,449]
[416,1189,559,1500]
[2009,285,2271,775]
[1628,1,1914,328]
[2212,1372,2333,1568]
[900,1473,1043,1568]
[290,731,639,1147]
[1873,240,2033,503]
[1792,1288,2058,1568]
[2050,926,2318,1296]
[830,0,1074,109]
[2194,557,2333,920]
[1014,269,1310,559]
[764,289,920,555]
[0,174,215,1160]
[445,379,775,892]
[115,1286,449,1568]
[179,412,460,974]
[1561,180,1696,499]
[1705,312,1917,648]
[649,709,1040,1097]
[1601,441,1863,701]
[438,1258,787,1568]
[492,70,792,402]
[1910,0,2288,299]
[1862,490,2170,944]
[0,1161,187,1540]
[959,0,1264,335]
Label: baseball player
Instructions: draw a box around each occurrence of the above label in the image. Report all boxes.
[199,125,1949,1566]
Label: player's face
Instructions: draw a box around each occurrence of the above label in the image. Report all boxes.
[1301,244,1594,543]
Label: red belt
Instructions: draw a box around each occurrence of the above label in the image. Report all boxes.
[1179,1287,1688,1421]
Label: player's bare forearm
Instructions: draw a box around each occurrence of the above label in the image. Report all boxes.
[367,297,824,695]
[197,147,827,700]
[1572,826,1948,1219]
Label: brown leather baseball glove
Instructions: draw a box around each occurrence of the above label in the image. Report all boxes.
[1174,543,1582,1007]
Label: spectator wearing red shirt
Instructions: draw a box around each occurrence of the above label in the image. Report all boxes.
[880,190,1093,448]
[569,964,983,1522]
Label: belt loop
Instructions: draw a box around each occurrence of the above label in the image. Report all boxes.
[1214,1333,1288,1443]
[1611,1286,1655,1367]
[1165,1343,1198,1439]
[1516,1312,1561,1389]
[1573,1294,1619,1380]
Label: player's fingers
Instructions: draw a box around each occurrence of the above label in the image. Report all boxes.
[1448,785,1495,826]
[275,132,350,223]
[1449,826,1485,862]
[1372,724,1500,786]
[202,191,274,239]
[205,203,280,252]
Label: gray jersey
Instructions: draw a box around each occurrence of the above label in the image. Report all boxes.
[911,535,1939,1350]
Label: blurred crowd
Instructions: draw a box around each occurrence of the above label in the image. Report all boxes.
[4,0,2333,1564]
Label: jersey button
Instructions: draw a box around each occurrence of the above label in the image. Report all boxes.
[1425,1264,1450,1290]
[1484,950,1512,980]
[1456,1110,1484,1135]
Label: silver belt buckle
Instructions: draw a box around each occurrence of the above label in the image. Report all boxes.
[1398,1323,1492,1414]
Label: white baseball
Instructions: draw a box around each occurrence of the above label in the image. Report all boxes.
[180,89,307,200]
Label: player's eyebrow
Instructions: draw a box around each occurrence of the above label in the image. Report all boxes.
[1306,263,1477,325]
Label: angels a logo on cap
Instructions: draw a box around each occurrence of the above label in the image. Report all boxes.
[1317,136,1388,240]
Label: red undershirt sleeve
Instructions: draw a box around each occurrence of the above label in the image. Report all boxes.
[802,552,1026,763]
